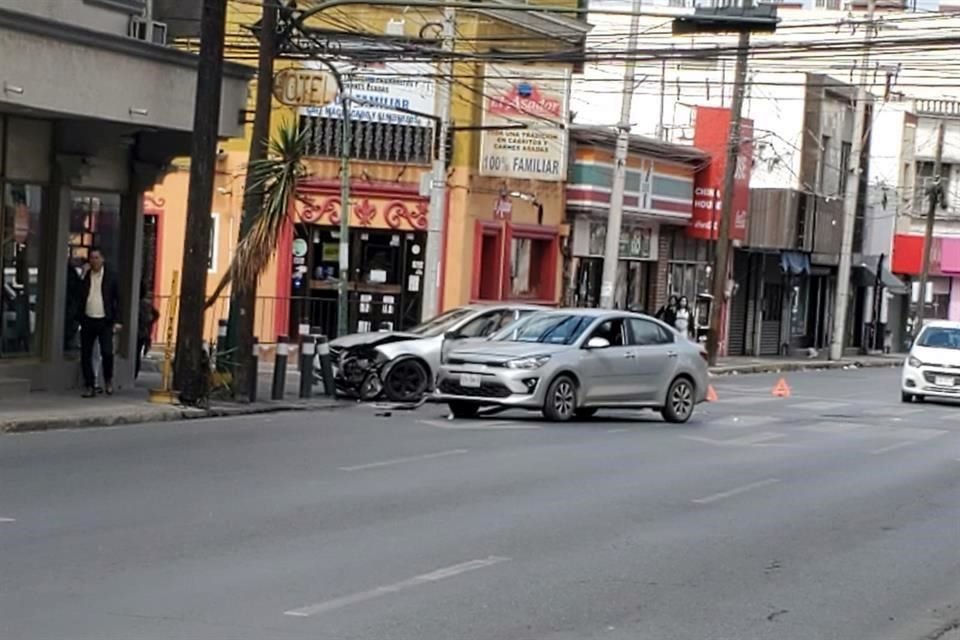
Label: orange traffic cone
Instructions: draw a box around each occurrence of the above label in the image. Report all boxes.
[771,377,792,398]
[706,385,719,402]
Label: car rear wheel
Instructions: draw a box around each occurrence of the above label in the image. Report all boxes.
[448,401,479,419]
[543,375,577,422]
[383,358,429,403]
[661,377,695,424]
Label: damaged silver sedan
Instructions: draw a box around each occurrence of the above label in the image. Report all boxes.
[327,304,542,403]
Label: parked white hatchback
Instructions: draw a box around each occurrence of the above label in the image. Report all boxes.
[902,320,960,403]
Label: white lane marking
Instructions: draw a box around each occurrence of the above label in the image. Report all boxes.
[0,518,16,523]
[710,415,781,429]
[879,427,948,441]
[692,478,781,505]
[788,401,848,412]
[801,422,866,435]
[712,396,776,406]
[284,556,510,617]
[420,419,540,431]
[870,441,917,455]
[339,449,468,472]
[606,428,629,433]
[682,432,786,447]
[862,406,923,417]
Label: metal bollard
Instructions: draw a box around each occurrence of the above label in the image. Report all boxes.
[316,335,336,397]
[215,319,228,371]
[272,336,289,401]
[248,338,259,403]
[299,336,315,399]
[297,323,310,372]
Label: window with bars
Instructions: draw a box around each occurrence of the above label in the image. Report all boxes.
[298,115,435,165]
[914,161,953,216]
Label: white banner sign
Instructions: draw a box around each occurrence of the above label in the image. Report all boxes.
[479,64,571,182]
[300,61,436,127]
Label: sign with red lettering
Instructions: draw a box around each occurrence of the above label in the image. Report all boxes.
[688,106,752,241]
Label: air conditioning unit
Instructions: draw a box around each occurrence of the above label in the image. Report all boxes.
[129,17,168,45]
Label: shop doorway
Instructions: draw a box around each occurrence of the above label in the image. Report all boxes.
[293,226,426,338]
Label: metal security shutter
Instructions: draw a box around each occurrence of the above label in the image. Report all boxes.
[727,252,750,356]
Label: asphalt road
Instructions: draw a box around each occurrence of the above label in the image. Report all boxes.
[2,368,959,640]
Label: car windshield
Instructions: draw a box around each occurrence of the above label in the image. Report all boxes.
[494,313,593,345]
[917,326,960,350]
[406,307,475,337]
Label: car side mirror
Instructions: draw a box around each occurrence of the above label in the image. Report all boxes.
[586,337,611,349]
[443,330,460,341]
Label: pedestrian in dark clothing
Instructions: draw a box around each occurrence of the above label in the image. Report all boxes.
[136,286,159,379]
[65,258,84,351]
[79,248,121,397]
[656,295,679,327]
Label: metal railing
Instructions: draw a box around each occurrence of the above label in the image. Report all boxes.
[150,294,411,348]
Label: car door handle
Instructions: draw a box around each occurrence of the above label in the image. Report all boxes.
[667,351,678,358]
[625,352,637,359]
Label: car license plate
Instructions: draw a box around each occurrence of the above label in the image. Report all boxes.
[935,375,954,387]
[460,373,482,388]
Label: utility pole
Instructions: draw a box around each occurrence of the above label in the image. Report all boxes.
[230,0,277,401]
[599,0,642,309]
[829,0,875,361]
[704,5,751,366]
[175,0,228,405]
[914,119,946,336]
[421,8,455,321]
[336,85,352,337]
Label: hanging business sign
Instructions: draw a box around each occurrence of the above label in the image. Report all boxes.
[298,61,436,127]
[479,64,571,182]
[493,195,513,220]
[273,68,338,108]
[13,203,29,243]
[578,218,658,261]
[688,106,752,242]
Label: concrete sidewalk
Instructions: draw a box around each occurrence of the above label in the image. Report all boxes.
[0,370,347,434]
[710,353,903,376]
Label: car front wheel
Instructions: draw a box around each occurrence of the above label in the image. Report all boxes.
[543,375,577,422]
[383,359,429,403]
[901,391,914,403]
[661,377,695,424]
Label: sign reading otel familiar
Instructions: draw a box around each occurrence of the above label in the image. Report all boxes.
[479,64,571,182]
[273,68,338,107]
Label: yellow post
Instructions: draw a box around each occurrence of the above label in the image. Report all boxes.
[150,270,180,404]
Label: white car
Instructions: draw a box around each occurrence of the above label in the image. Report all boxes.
[901,320,960,403]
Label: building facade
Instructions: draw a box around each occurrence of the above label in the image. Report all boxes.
[0,1,251,391]
[149,1,590,342]
[890,100,960,343]
[565,129,708,321]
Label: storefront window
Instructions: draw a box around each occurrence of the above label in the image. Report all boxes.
[1,184,43,357]
[65,193,121,351]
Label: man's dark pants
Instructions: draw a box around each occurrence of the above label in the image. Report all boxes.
[80,317,114,389]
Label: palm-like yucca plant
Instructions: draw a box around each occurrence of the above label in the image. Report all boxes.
[206,120,308,307]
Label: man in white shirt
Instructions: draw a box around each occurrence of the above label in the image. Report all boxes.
[79,248,121,397]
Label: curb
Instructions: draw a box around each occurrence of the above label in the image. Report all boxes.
[709,359,902,376]
[0,399,351,434]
